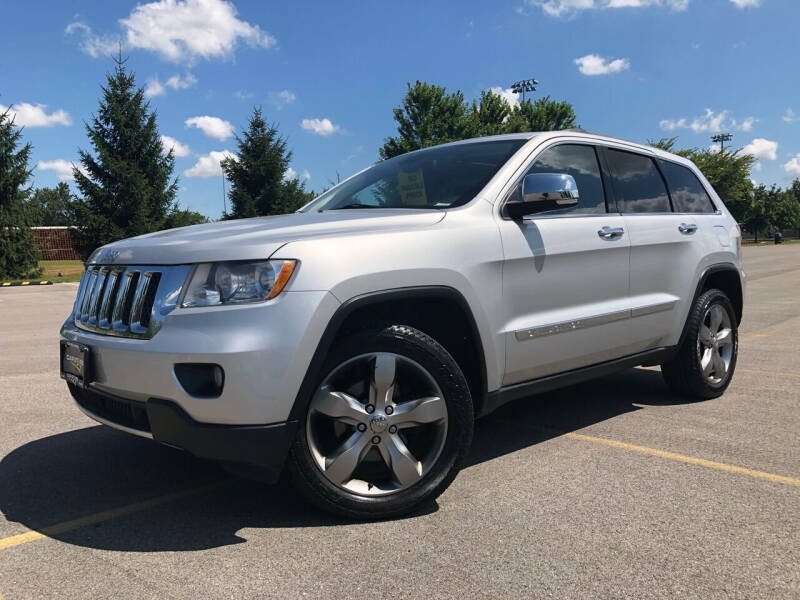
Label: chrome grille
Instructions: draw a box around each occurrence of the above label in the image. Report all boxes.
[72,265,191,339]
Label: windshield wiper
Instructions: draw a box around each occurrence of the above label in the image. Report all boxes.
[328,203,384,210]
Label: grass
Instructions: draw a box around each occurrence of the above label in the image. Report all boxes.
[38,260,85,283]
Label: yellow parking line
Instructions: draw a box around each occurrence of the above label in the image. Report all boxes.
[564,431,800,487]
[0,480,228,552]
[496,420,800,488]
[738,368,800,379]
[740,324,800,343]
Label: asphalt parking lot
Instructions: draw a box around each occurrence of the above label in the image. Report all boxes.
[0,244,798,599]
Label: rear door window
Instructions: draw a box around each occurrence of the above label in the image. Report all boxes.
[605,149,671,213]
[659,160,716,213]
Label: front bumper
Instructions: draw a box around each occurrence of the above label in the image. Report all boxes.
[69,384,297,481]
[60,290,340,425]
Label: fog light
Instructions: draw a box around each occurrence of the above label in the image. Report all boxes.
[174,363,225,398]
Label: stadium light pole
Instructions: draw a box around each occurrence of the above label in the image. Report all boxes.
[510,78,539,103]
[711,133,732,153]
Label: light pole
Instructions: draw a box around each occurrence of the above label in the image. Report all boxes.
[711,133,732,152]
[510,78,539,103]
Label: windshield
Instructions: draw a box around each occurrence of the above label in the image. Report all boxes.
[300,139,527,212]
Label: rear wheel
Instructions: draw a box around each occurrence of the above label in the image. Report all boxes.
[287,325,474,520]
[661,288,738,399]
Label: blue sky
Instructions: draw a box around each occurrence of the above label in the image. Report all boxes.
[1,0,798,218]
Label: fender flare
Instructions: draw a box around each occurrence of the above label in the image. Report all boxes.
[676,262,742,348]
[287,286,488,421]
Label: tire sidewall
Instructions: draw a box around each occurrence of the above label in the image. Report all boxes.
[288,325,474,519]
[689,289,739,395]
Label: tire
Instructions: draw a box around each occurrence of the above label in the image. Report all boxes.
[661,288,738,399]
[287,324,474,520]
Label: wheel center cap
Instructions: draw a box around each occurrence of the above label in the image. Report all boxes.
[369,415,388,433]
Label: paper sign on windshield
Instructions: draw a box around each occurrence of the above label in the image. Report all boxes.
[398,170,427,206]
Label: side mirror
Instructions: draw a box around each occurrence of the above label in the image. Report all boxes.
[506,173,580,219]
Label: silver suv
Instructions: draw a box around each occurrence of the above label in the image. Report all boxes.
[61,131,744,518]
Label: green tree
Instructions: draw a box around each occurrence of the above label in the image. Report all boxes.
[772,193,800,233]
[222,107,312,218]
[506,96,577,132]
[70,55,177,257]
[0,109,40,280]
[747,184,773,242]
[26,182,73,226]
[381,82,578,159]
[380,81,474,159]
[163,207,209,229]
[469,89,512,137]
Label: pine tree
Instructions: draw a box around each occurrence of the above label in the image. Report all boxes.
[0,109,40,280]
[222,107,312,218]
[70,55,177,257]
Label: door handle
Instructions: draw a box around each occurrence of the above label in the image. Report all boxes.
[598,226,624,240]
[678,223,698,234]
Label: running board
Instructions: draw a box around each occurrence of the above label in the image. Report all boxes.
[479,346,677,418]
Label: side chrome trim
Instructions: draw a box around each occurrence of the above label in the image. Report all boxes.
[515,308,629,341]
[515,300,678,341]
[630,300,678,318]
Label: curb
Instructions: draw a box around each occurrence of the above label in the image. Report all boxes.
[1,280,53,287]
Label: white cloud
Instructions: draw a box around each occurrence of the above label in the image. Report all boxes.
[784,154,800,177]
[269,89,296,110]
[730,0,761,7]
[184,150,236,177]
[574,54,630,75]
[0,103,72,127]
[119,0,276,64]
[488,86,519,107]
[753,162,762,172]
[160,135,191,157]
[233,90,254,101]
[524,0,689,18]
[735,116,756,132]
[166,72,197,90]
[37,159,78,181]
[301,117,342,136]
[145,72,197,98]
[284,167,311,182]
[783,108,797,123]
[144,79,166,98]
[185,115,235,140]
[659,109,757,133]
[65,21,120,58]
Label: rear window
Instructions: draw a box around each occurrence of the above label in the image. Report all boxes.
[605,149,671,213]
[659,160,716,213]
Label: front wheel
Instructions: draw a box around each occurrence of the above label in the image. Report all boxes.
[287,325,474,520]
[661,288,738,399]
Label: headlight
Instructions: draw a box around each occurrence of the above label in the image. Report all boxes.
[181,260,297,307]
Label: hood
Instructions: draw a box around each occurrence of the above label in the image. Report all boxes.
[88,209,446,265]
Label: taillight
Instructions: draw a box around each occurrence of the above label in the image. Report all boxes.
[735,224,742,254]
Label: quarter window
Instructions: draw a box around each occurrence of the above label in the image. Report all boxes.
[523,144,607,214]
[659,160,716,213]
[605,149,671,213]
